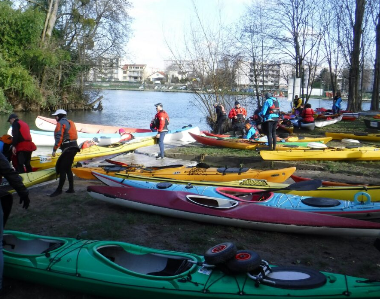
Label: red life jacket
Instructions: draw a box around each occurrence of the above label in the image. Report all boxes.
[302,108,315,122]
[268,99,280,115]
[154,110,169,132]
[15,120,37,152]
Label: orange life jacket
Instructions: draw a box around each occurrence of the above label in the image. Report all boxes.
[54,118,78,151]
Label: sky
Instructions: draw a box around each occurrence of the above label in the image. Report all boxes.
[126,0,251,69]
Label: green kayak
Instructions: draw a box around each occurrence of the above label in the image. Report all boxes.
[3,231,380,299]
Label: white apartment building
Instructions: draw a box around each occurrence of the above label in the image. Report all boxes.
[88,57,121,82]
[121,64,147,82]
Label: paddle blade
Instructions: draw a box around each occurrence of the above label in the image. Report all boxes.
[286,179,322,191]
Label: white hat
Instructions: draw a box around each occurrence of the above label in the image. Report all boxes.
[52,109,67,116]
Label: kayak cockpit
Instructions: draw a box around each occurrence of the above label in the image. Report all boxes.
[96,245,193,276]
[186,195,238,209]
[216,187,272,202]
[3,234,65,255]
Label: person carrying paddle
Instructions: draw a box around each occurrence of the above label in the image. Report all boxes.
[152,103,169,160]
[228,101,247,137]
[0,151,30,295]
[259,93,280,150]
[50,109,80,197]
[213,102,227,134]
[8,114,37,173]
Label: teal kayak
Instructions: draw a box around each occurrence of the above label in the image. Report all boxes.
[3,230,380,298]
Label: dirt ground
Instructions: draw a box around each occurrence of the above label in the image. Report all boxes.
[3,169,380,298]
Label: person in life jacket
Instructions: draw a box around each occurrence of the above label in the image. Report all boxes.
[298,103,315,128]
[244,121,260,141]
[153,103,169,159]
[8,114,37,173]
[293,95,303,116]
[213,102,227,135]
[228,101,247,136]
[259,93,280,150]
[50,109,80,197]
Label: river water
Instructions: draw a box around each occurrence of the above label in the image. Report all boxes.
[0,90,372,136]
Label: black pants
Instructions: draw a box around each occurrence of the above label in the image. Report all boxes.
[16,151,32,173]
[215,116,226,134]
[232,122,245,137]
[262,121,278,150]
[56,148,78,191]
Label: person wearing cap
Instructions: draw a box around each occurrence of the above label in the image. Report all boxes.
[152,103,169,159]
[213,102,227,134]
[228,101,247,136]
[259,93,280,150]
[8,114,37,173]
[50,109,80,197]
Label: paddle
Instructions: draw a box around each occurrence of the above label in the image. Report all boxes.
[259,179,323,193]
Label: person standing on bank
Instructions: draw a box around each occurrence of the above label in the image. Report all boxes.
[332,91,342,114]
[213,102,227,134]
[0,151,30,295]
[50,109,80,197]
[153,103,169,160]
[228,101,247,136]
[8,114,37,173]
[259,93,280,150]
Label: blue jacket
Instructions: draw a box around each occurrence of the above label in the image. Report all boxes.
[245,126,259,140]
[334,97,342,108]
[259,97,280,121]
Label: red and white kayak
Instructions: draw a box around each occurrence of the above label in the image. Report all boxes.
[87,186,380,237]
[35,116,152,134]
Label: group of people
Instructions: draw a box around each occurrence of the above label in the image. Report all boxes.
[293,90,342,129]
[213,93,280,150]
[0,108,83,294]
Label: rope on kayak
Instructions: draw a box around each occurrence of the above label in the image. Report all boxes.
[202,270,242,294]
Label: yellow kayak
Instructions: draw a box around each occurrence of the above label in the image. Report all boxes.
[1,168,57,193]
[120,165,296,183]
[114,173,380,202]
[326,132,380,142]
[260,146,380,161]
[31,138,155,170]
[74,165,296,183]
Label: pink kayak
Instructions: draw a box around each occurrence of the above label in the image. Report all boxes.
[35,116,151,134]
[87,186,380,237]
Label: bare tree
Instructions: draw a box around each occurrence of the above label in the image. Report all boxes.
[166,1,242,130]
[268,0,324,101]
[235,1,274,108]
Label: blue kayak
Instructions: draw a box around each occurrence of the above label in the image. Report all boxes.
[92,172,380,219]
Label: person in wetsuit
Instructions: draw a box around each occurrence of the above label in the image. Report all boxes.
[50,109,80,197]
[228,101,247,136]
[259,93,280,150]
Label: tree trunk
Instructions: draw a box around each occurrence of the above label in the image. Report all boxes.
[347,0,365,112]
[45,0,60,41]
[371,12,380,110]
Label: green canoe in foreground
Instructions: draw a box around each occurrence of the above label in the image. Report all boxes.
[4,230,380,299]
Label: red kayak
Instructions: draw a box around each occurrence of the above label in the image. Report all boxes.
[87,186,380,237]
[290,175,367,187]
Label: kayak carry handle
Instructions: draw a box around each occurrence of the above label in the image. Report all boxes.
[353,192,371,205]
